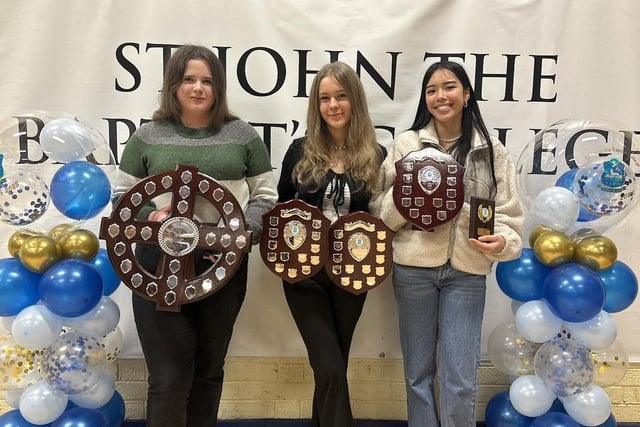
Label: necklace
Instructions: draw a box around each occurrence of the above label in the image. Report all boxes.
[333,144,347,150]
[438,134,462,142]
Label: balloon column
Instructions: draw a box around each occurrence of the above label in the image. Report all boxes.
[487,119,639,427]
[0,111,125,426]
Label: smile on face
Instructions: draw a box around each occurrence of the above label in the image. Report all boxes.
[425,69,470,127]
[177,59,215,128]
[319,76,352,135]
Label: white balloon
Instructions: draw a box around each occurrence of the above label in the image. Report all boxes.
[19,380,68,425]
[560,384,612,426]
[532,186,580,232]
[40,117,94,163]
[69,372,115,409]
[3,388,23,408]
[509,374,556,417]
[63,296,120,337]
[515,299,562,343]
[12,304,63,349]
[564,310,617,350]
[1,316,15,332]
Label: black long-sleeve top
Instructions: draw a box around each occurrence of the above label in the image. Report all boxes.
[277,137,387,215]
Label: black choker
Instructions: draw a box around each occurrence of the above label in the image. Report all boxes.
[333,145,347,150]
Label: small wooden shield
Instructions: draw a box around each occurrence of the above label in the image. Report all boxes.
[325,211,394,295]
[393,147,465,231]
[260,199,329,283]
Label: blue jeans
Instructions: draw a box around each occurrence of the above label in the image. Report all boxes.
[393,262,486,427]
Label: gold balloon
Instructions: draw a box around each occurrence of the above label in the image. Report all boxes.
[529,225,553,248]
[7,230,42,258]
[56,228,100,260]
[533,231,575,267]
[18,235,61,273]
[48,223,77,240]
[569,228,602,245]
[574,235,618,271]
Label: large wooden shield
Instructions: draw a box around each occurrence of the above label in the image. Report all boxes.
[99,164,252,312]
[324,211,394,295]
[393,147,465,231]
[260,199,329,283]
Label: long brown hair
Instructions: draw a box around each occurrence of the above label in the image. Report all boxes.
[152,44,238,127]
[295,61,380,193]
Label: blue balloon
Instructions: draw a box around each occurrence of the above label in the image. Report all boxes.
[496,248,552,301]
[39,259,104,317]
[51,408,106,427]
[0,257,42,316]
[94,391,125,427]
[0,409,47,427]
[555,169,600,222]
[543,262,605,323]
[556,168,576,189]
[50,161,111,220]
[549,398,566,414]
[90,249,121,296]
[532,412,580,427]
[598,260,638,313]
[485,390,534,427]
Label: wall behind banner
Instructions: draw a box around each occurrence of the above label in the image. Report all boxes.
[1,0,640,362]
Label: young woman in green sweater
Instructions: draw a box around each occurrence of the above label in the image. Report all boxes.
[114,45,277,426]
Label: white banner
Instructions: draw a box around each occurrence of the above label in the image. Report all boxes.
[1,0,640,360]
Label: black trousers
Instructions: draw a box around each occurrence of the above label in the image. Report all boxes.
[283,270,367,427]
[133,245,248,427]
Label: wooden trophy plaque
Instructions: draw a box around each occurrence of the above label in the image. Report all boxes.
[393,147,465,231]
[99,164,252,312]
[324,211,394,295]
[260,199,329,283]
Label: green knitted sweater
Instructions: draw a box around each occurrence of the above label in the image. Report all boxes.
[114,119,277,244]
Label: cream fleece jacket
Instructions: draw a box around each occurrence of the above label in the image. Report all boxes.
[371,123,524,275]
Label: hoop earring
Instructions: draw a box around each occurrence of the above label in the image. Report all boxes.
[464,100,468,108]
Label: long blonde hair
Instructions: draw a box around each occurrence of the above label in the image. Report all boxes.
[294,61,380,193]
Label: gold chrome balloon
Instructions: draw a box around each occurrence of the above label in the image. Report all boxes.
[529,225,553,248]
[533,231,575,267]
[569,228,602,245]
[574,235,618,271]
[7,230,42,258]
[48,223,76,240]
[56,228,100,260]
[18,235,61,273]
